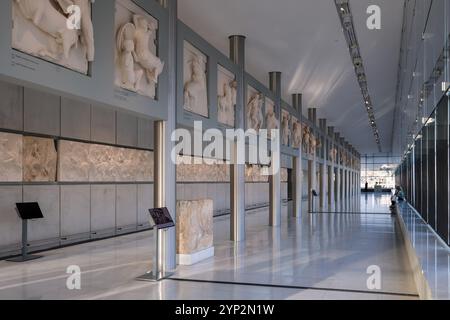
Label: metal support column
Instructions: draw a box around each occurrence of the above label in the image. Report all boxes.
[328,126,335,211]
[292,94,303,217]
[319,119,327,211]
[308,108,317,213]
[229,35,246,241]
[268,71,282,226]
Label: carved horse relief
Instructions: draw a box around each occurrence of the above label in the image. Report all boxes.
[115,8,164,99]
[13,0,95,74]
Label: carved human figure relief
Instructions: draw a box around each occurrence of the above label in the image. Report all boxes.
[302,125,311,154]
[133,15,165,85]
[116,23,143,91]
[115,0,164,99]
[246,86,264,132]
[330,148,338,163]
[265,98,279,138]
[12,0,95,74]
[281,110,291,146]
[217,66,237,127]
[184,42,208,117]
[291,118,302,149]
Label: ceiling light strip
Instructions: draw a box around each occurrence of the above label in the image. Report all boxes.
[334,0,382,152]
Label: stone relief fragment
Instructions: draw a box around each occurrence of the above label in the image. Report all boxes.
[176,199,213,255]
[12,0,95,74]
[291,117,302,149]
[176,155,229,182]
[246,86,264,132]
[281,110,291,146]
[115,0,164,99]
[0,132,23,182]
[23,136,57,182]
[217,66,237,127]
[59,140,153,182]
[184,42,208,117]
[265,98,279,137]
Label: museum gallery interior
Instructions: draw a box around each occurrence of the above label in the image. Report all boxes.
[0,0,449,301]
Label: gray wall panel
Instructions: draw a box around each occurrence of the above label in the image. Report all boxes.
[0,80,23,131]
[23,185,60,242]
[91,104,116,144]
[91,185,116,232]
[61,97,91,141]
[137,184,153,226]
[60,185,90,237]
[117,112,138,147]
[0,186,22,247]
[116,185,137,228]
[138,118,153,150]
[24,88,60,136]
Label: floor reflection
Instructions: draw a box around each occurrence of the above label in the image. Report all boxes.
[0,194,418,300]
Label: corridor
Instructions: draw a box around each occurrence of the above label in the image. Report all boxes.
[0,194,417,300]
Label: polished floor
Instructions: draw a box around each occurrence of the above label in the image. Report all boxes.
[0,193,418,300]
[398,201,450,299]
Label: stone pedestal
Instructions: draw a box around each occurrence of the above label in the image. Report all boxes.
[176,199,214,265]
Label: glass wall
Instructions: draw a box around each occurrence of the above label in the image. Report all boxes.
[360,154,401,190]
[396,96,449,245]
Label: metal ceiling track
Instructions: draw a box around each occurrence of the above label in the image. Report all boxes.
[334,0,382,152]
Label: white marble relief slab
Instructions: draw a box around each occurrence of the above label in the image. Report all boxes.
[184,41,208,117]
[12,0,95,74]
[115,0,164,99]
[176,155,229,182]
[23,136,57,182]
[245,164,269,182]
[176,199,213,255]
[217,65,236,127]
[59,140,153,182]
[281,110,291,146]
[0,132,22,182]
[265,97,278,137]
[291,116,302,149]
[246,85,263,132]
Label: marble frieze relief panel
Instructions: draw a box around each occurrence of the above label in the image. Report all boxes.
[246,86,263,132]
[265,97,278,137]
[291,116,302,149]
[217,65,236,127]
[115,0,164,99]
[12,0,95,74]
[176,199,213,255]
[281,110,291,146]
[176,155,229,182]
[183,41,208,117]
[59,140,153,182]
[0,132,23,182]
[23,136,57,182]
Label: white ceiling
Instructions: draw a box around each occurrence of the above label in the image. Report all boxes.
[178,0,404,154]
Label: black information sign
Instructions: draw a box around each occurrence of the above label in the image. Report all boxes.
[148,208,175,229]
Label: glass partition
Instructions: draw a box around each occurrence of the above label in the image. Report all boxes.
[436,96,448,244]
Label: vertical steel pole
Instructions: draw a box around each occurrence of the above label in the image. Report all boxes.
[229,35,246,241]
[292,94,303,217]
[269,71,282,226]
